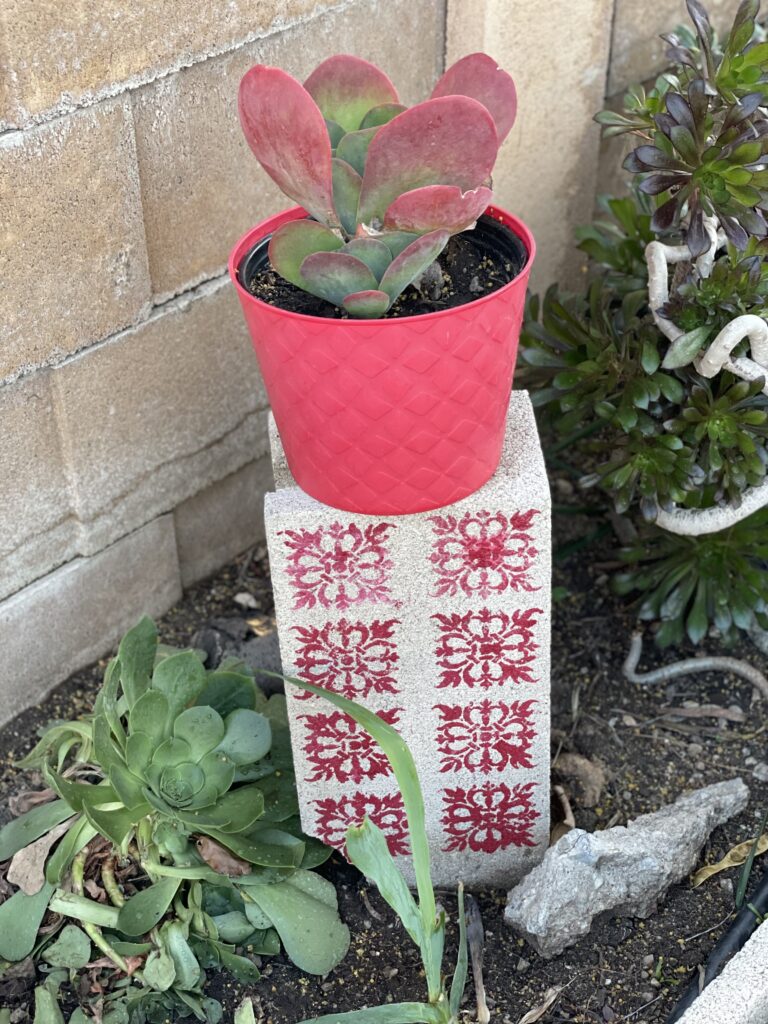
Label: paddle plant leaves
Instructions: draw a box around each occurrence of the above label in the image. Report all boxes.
[360,102,407,129]
[343,237,392,280]
[239,65,338,228]
[300,250,379,307]
[268,220,343,292]
[383,184,492,234]
[431,52,517,143]
[357,96,498,226]
[331,157,362,235]
[342,289,391,318]
[335,126,379,177]
[379,230,450,303]
[304,54,399,133]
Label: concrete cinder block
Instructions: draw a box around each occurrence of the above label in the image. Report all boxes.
[174,455,274,587]
[446,0,612,290]
[265,391,551,888]
[53,279,269,556]
[0,373,78,602]
[608,0,735,95]
[0,0,339,128]
[132,0,446,300]
[0,99,151,384]
[0,516,181,725]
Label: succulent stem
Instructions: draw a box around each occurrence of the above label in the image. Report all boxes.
[101,857,125,908]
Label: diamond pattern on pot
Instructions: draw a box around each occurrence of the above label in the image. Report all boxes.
[313,791,410,857]
[428,510,540,597]
[291,618,401,701]
[435,699,537,773]
[441,782,539,853]
[300,708,401,783]
[433,607,542,688]
[238,239,529,513]
[280,522,395,609]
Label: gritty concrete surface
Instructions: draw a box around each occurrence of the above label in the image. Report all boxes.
[52,279,269,555]
[446,0,612,290]
[505,778,750,958]
[174,455,274,587]
[265,390,552,888]
[677,920,768,1024]
[0,516,181,725]
[0,98,150,383]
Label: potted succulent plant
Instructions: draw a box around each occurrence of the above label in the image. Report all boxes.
[229,53,535,515]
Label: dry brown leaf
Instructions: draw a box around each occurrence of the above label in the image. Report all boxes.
[661,704,745,723]
[517,985,564,1024]
[691,833,768,887]
[554,752,607,807]
[195,835,251,876]
[8,788,57,816]
[7,817,74,894]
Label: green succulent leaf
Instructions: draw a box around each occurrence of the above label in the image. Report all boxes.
[193,671,260,717]
[117,615,157,708]
[244,871,350,976]
[216,944,262,984]
[173,706,226,760]
[151,652,207,715]
[33,984,66,1024]
[0,800,74,860]
[203,827,304,868]
[215,709,272,766]
[43,924,92,969]
[661,326,713,369]
[130,689,172,748]
[118,877,182,936]
[0,882,55,961]
[178,782,264,832]
[46,817,97,885]
[143,947,176,992]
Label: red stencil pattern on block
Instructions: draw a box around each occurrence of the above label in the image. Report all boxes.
[291,619,400,701]
[428,510,540,597]
[314,792,410,857]
[280,522,395,609]
[300,708,401,784]
[435,699,537,773]
[441,782,539,853]
[434,607,542,689]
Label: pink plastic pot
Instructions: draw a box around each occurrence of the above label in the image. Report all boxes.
[229,204,535,515]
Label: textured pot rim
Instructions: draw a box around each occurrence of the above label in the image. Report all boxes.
[228,203,536,326]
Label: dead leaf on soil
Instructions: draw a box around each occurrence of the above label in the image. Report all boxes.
[661,704,745,723]
[691,834,768,887]
[195,835,251,876]
[554,751,607,807]
[8,787,57,816]
[517,985,564,1024]
[7,816,74,894]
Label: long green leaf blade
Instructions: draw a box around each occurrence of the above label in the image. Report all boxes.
[295,1003,444,1024]
[0,800,74,860]
[0,883,55,960]
[117,877,181,936]
[449,884,468,1016]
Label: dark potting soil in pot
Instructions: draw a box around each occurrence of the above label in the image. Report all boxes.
[243,216,526,318]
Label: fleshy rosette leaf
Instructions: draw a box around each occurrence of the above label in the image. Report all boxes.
[240,52,515,317]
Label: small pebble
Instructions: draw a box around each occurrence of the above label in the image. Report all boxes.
[687,743,704,757]
[753,762,768,783]
[642,954,655,968]
[516,957,530,973]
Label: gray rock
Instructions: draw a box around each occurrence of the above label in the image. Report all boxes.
[192,619,284,695]
[505,778,749,958]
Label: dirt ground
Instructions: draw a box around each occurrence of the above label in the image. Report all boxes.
[0,503,766,1023]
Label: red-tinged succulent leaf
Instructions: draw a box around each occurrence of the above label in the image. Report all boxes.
[336,127,379,177]
[304,55,399,133]
[360,103,408,129]
[300,251,379,307]
[383,184,492,234]
[357,96,498,226]
[431,52,517,144]
[326,119,346,150]
[342,238,392,281]
[239,66,337,227]
[342,289,391,318]
[268,220,343,290]
[378,229,450,303]
[332,158,363,235]
[379,231,420,258]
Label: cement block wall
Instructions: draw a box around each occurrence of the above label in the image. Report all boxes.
[0,0,708,718]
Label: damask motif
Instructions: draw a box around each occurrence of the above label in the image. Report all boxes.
[292,619,400,700]
[313,792,410,856]
[441,782,539,853]
[434,699,537,773]
[428,510,540,596]
[300,708,401,784]
[433,607,541,689]
[280,522,395,609]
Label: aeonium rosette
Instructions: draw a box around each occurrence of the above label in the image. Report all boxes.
[238,52,517,317]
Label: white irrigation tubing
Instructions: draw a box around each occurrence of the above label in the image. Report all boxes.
[644,216,768,535]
